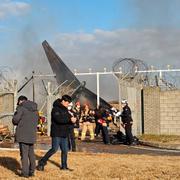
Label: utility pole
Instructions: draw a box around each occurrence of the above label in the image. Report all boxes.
[32,71,35,102]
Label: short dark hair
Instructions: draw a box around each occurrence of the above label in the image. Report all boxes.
[17,95,28,105]
[61,95,72,103]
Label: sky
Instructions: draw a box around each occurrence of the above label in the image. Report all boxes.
[0,0,180,101]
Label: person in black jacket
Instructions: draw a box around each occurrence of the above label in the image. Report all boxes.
[95,106,110,144]
[12,95,39,178]
[121,99,134,145]
[67,102,76,152]
[37,95,76,171]
[72,101,81,138]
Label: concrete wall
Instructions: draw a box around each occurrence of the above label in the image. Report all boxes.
[120,83,142,136]
[160,90,180,135]
[143,88,180,135]
[127,86,142,136]
[0,93,14,133]
[143,87,160,134]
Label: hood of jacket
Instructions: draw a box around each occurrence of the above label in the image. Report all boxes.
[21,100,38,112]
[53,98,68,110]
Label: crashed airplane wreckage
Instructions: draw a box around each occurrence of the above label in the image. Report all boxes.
[42,40,112,109]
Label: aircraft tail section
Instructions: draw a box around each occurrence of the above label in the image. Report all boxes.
[42,40,112,109]
[42,40,80,92]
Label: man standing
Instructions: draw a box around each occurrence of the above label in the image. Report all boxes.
[12,95,39,178]
[37,95,76,171]
[121,99,134,145]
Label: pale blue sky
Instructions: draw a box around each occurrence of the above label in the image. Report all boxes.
[0,0,126,57]
[1,0,132,33]
[1,0,179,37]
[1,0,180,68]
[1,0,180,50]
[1,0,180,59]
[2,0,180,32]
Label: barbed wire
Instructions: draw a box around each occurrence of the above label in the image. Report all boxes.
[112,58,180,89]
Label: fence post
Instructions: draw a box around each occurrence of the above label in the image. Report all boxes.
[47,82,53,136]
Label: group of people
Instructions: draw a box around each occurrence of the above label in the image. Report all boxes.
[67,99,134,146]
[67,101,114,146]
[12,94,134,178]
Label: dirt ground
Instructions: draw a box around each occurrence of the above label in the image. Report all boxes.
[0,150,180,180]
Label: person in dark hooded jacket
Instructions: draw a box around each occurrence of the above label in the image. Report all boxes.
[37,95,76,171]
[12,95,39,178]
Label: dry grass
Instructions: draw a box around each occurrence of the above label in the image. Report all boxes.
[139,134,180,144]
[0,150,180,180]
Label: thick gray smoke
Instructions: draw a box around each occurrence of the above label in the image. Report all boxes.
[15,25,53,106]
[134,0,179,28]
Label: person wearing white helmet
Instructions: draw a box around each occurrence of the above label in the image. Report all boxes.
[121,99,128,104]
[121,99,134,145]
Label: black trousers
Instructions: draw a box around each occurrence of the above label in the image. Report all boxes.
[68,128,76,151]
[101,125,110,144]
[19,142,36,176]
[124,123,133,145]
[95,122,101,136]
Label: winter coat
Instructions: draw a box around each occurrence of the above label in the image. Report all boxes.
[12,100,39,144]
[50,99,72,137]
[121,105,133,124]
[81,110,95,123]
[72,107,81,128]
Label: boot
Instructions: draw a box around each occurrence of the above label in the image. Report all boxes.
[36,164,44,171]
[36,160,46,171]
